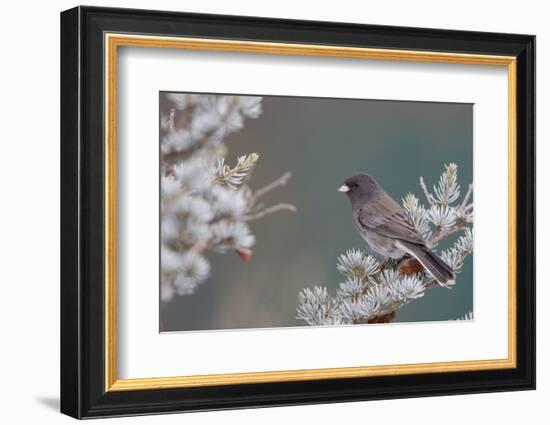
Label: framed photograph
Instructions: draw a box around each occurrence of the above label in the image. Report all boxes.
[60,6,535,419]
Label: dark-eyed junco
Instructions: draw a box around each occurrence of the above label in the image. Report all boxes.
[338,173,454,284]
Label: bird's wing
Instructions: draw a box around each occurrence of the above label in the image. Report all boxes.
[357,193,425,245]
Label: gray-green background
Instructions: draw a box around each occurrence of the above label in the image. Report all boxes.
[162,96,473,332]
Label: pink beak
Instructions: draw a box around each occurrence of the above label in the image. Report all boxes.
[338,184,350,193]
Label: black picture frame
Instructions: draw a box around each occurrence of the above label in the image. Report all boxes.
[61,5,535,419]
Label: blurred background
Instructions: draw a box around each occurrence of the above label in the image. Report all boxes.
[162,95,473,331]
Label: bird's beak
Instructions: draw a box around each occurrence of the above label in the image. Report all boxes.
[338,184,350,193]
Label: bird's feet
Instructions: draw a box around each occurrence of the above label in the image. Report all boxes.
[380,257,399,270]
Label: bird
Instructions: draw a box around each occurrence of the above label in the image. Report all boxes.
[338,173,455,285]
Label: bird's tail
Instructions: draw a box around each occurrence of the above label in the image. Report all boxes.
[396,241,455,285]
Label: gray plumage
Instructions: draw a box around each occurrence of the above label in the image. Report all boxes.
[338,173,455,284]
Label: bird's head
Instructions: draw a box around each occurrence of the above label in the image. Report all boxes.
[338,173,383,207]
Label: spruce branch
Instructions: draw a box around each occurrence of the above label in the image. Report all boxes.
[460,183,474,210]
[296,163,473,326]
[215,153,259,189]
[189,235,212,256]
[162,96,242,165]
[452,311,474,321]
[160,94,295,302]
[244,203,296,221]
[419,176,435,207]
[250,172,292,204]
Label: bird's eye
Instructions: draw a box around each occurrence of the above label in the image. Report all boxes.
[354,183,359,188]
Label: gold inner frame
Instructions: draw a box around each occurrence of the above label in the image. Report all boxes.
[104,33,517,392]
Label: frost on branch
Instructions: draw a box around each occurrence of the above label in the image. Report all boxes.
[297,163,473,326]
[215,153,259,189]
[161,94,295,302]
[452,311,474,321]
